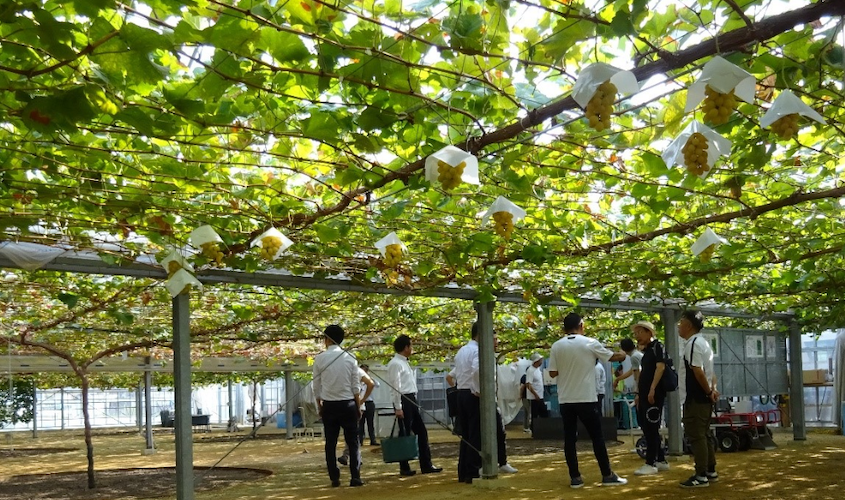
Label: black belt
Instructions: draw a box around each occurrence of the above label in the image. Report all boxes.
[457,388,473,392]
[403,392,416,397]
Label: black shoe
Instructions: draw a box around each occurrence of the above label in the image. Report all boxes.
[337,455,349,466]
[350,478,364,487]
[370,441,380,446]
[331,479,341,488]
[400,469,417,477]
[421,466,443,474]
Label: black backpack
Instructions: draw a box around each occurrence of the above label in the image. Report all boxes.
[519,373,527,398]
[654,342,679,392]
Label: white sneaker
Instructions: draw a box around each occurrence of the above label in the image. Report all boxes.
[655,461,670,471]
[499,463,518,474]
[634,464,658,476]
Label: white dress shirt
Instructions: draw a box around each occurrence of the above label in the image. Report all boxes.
[595,362,606,396]
[387,353,417,408]
[453,339,480,393]
[312,345,359,402]
[525,365,544,401]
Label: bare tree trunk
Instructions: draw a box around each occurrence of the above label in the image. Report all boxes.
[80,374,96,489]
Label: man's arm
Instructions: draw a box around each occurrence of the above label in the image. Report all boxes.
[691,365,712,397]
[312,363,323,416]
[387,361,404,417]
[361,371,375,402]
[646,362,665,404]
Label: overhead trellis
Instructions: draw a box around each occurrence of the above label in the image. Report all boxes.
[1,0,845,331]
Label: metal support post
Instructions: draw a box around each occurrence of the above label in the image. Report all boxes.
[144,356,155,452]
[284,370,294,437]
[172,293,194,500]
[660,308,683,455]
[475,300,498,479]
[788,320,806,441]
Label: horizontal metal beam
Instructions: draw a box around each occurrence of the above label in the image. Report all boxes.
[0,252,792,320]
[0,355,453,374]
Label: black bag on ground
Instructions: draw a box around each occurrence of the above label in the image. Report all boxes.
[381,418,419,463]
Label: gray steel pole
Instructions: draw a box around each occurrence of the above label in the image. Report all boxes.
[227,379,234,423]
[31,386,37,438]
[788,320,806,441]
[660,308,683,455]
[284,370,294,438]
[136,382,143,432]
[475,301,498,479]
[60,388,65,430]
[144,356,155,452]
[172,292,194,500]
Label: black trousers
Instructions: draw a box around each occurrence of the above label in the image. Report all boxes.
[398,393,433,471]
[496,409,507,466]
[322,400,361,482]
[560,402,612,479]
[637,395,666,465]
[456,390,481,481]
[530,398,548,430]
[358,400,377,444]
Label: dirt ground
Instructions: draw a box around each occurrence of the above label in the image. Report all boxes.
[1,424,843,500]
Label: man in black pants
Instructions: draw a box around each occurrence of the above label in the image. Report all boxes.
[547,313,628,488]
[453,324,481,483]
[312,325,364,487]
[387,334,443,477]
[631,320,671,475]
[358,364,379,446]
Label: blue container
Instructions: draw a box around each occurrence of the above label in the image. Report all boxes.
[276,412,286,428]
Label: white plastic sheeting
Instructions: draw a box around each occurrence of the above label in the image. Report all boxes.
[0,241,65,270]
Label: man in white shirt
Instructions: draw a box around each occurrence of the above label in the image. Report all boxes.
[547,313,628,488]
[595,359,606,408]
[312,325,364,487]
[525,352,547,431]
[678,310,720,488]
[388,334,442,476]
[453,323,481,483]
[339,366,375,466]
[358,364,379,446]
[613,338,642,392]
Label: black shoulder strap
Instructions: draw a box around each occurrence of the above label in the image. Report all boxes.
[685,337,697,364]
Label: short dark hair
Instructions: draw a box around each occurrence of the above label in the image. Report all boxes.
[471,323,479,339]
[620,338,636,352]
[324,325,344,345]
[360,364,369,371]
[681,310,704,332]
[394,334,411,353]
[563,312,582,332]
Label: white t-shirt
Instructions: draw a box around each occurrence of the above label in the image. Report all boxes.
[624,350,643,393]
[595,362,606,396]
[526,365,544,400]
[548,334,614,404]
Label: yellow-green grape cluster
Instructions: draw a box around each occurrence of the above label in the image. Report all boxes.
[437,160,466,190]
[492,211,514,239]
[702,85,737,125]
[201,242,224,265]
[682,132,710,176]
[167,260,182,278]
[383,243,402,268]
[698,244,716,263]
[180,284,193,295]
[585,80,617,131]
[259,235,282,260]
[770,113,800,140]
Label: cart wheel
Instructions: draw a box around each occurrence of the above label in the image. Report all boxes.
[636,436,648,459]
[717,430,740,452]
[738,429,752,451]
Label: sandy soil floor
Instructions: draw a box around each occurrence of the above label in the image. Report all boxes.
[0,424,843,499]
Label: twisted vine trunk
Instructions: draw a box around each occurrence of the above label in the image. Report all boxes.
[80,374,96,489]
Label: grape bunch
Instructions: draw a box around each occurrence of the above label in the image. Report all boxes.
[492,211,514,239]
[698,244,716,263]
[167,260,182,278]
[383,243,403,268]
[770,113,800,140]
[682,132,710,176]
[259,235,282,260]
[585,80,617,131]
[201,242,225,265]
[702,85,736,125]
[437,160,466,190]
